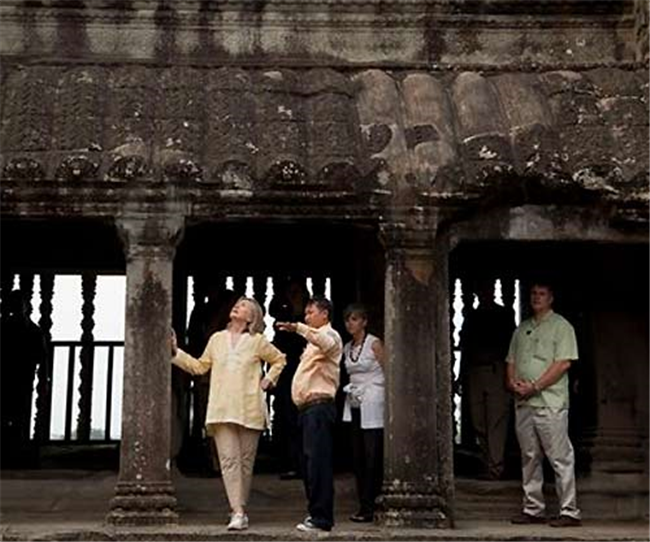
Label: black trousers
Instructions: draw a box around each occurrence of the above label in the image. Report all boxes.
[350,408,384,517]
[273,384,302,474]
[299,402,336,529]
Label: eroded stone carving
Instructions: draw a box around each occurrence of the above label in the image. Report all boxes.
[105,155,148,182]
[55,155,100,181]
[2,157,46,181]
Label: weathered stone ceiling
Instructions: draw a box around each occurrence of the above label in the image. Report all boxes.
[1,65,647,210]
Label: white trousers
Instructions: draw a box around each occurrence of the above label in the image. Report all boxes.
[515,405,581,519]
[213,423,261,512]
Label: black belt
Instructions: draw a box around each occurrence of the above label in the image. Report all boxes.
[298,397,334,412]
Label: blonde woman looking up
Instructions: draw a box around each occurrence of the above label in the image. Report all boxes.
[171,296,286,531]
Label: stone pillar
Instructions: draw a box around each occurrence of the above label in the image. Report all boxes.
[107,215,183,526]
[378,220,454,528]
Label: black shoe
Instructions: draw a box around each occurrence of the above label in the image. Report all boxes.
[296,518,331,532]
[549,515,581,527]
[510,512,546,524]
[350,513,373,523]
[279,470,300,480]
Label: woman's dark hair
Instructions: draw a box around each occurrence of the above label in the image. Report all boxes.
[343,303,368,321]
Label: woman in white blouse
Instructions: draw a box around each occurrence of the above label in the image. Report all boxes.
[342,303,385,523]
[171,297,286,530]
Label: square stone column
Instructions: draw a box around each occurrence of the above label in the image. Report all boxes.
[377,218,454,528]
[106,215,184,526]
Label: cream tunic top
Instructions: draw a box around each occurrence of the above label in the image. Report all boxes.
[173,330,286,432]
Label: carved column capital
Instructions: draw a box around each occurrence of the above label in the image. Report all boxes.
[116,214,185,262]
[380,209,438,252]
[380,212,438,286]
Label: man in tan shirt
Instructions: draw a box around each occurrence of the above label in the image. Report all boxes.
[276,296,342,532]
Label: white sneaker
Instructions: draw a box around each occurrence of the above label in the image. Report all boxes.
[227,512,249,530]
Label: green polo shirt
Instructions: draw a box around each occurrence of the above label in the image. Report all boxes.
[506,311,578,409]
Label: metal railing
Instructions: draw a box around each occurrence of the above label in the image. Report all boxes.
[43,340,124,442]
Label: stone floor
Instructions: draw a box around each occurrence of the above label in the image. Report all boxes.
[0,470,648,541]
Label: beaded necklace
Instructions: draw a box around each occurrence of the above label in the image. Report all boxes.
[349,333,367,363]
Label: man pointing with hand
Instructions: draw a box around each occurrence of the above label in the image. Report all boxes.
[276,296,342,533]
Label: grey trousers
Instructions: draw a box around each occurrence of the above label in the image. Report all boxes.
[468,364,510,478]
[515,405,581,519]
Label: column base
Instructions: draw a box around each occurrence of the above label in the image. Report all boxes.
[580,427,645,474]
[376,482,453,528]
[106,481,178,526]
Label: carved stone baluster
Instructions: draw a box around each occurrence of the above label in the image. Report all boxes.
[77,273,97,442]
[311,274,326,297]
[19,273,34,316]
[232,274,247,296]
[459,276,475,449]
[252,274,267,307]
[501,276,516,314]
[34,273,54,443]
[1,270,15,312]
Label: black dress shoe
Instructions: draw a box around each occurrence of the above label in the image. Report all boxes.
[510,512,546,524]
[279,470,300,480]
[549,515,581,527]
[350,513,373,523]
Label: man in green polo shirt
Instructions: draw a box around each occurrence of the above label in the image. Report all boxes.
[506,281,581,528]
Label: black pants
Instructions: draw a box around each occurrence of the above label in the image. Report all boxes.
[273,384,302,474]
[350,408,384,517]
[299,402,336,530]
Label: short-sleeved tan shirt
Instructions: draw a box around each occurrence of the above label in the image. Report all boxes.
[507,311,578,409]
